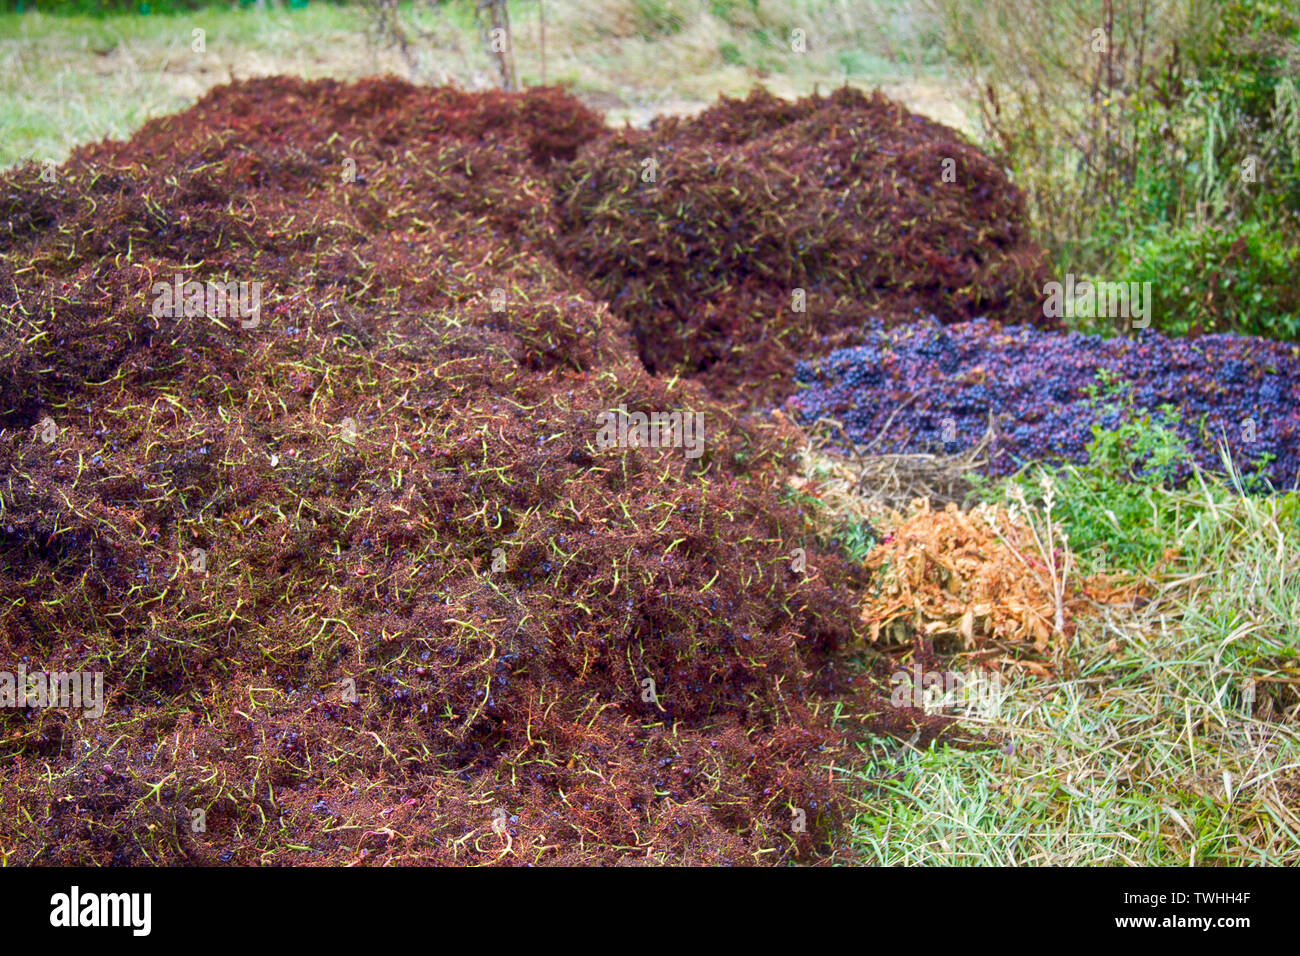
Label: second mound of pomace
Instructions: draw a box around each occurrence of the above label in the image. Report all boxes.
[788,317,1300,488]
[549,87,1052,402]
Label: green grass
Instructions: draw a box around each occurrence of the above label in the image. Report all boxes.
[0,4,393,168]
[975,373,1200,576]
[0,0,964,171]
[845,461,1300,865]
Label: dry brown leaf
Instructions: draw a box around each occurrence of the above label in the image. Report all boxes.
[860,500,1133,667]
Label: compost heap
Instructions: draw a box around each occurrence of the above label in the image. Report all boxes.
[551,86,1050,400]
[0,78,1045,865]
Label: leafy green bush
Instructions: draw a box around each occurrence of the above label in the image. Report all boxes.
[932,0,1300,339]
[719,39,745,65]
[1134,2,1300,226]
[988,375,1194,574]
[1186,0,1300,214]
[986,372,1282,574]
[1107,220,1300,339]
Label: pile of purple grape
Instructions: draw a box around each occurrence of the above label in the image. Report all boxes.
[787,316,1300,489]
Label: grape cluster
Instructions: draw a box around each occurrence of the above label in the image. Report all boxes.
[788,316,1300,488]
